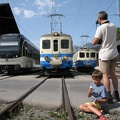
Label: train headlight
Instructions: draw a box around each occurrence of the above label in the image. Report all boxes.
[53,32,59,36]
[63,56,68,60]
[44,56,50,61]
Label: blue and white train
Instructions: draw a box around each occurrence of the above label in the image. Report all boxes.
[40,32,73,75]
[73,48,98,71]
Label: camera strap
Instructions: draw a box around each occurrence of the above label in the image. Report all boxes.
[101,21,110,25]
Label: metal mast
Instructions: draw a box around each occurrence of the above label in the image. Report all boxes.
[48,0,64,34]
[117,0,120,19]
[49,14,64,34]
[80,35,90,49]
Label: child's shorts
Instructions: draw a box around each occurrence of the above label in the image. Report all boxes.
[85,102,102,109]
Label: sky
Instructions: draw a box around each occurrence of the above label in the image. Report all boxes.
[0,0,120,49]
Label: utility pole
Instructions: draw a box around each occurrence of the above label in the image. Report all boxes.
[117,0,120,19]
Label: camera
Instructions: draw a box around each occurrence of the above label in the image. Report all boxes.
[96,20,99,24]
[97,38,102,44]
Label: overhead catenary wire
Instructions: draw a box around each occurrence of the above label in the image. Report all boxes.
[86,0,116,35]
[106,0,116,11]
[81,0,103,36]
[1,0,118,47]
[71,0,83,36]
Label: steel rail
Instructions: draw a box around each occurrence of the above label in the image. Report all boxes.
[62,76,74,120]
[0,77,49,119]
[0,75,18,81]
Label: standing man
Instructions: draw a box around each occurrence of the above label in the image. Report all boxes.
[92,11,120,104]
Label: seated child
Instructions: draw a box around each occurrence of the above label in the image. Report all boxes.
[80,69,108,120]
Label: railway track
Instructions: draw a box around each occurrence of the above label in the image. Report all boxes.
[0,74,75,120]
[0,75,19,81]
[0,77,49,120]
[62,76,75,120]
[0,71,120,120]
[0,70,44,81]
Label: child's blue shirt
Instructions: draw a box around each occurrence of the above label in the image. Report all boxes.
[90,82,107,102]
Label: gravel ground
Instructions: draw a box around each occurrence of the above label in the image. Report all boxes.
[5,109,120,120]
[1,102,120,120]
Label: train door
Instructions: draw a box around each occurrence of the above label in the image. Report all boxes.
[25,43,28,67]
[86,52,89,60]
[51,38,62,65]
[22,41,28,67]
[53,39,59,53]
[91,52,96,60]
[52,38,60,57]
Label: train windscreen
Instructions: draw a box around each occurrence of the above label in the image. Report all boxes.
[42,40,50,49]
[61,39,69,49]
[91,53,95,58]
[79,52,85,58]
[0,40,19,52]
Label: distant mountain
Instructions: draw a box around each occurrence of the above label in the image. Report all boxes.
[73,45,82,51]
[73,42,100,54]
[82,42,100,48]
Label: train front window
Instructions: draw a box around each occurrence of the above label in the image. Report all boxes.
[0,40,19,51]
[53,40,58,51]
[91,53,95,58]
[79,52,84,58]
[61,40,69,49]
[42,40,50,49]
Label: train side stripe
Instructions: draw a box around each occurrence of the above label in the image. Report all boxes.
[40,54,73,57]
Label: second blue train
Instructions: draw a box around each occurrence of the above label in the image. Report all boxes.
[73,48,98,72]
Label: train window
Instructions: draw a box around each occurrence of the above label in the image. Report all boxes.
[42,40,50,49]
[22,41,27,56]
[27,44,32,58]
[61,40,69,49]
[91,53,95,58]
[79,52,85,58]
[0,41,18,46]
[97,53,99,59]
[54,40,58,51]
[86,52,89,58]
[0,40,19,51]
[23,45,25,56]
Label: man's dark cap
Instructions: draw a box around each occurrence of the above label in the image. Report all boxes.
[96,11,108,24]
[97,11,108,20]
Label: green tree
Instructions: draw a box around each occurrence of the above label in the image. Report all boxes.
[117,27,120,41]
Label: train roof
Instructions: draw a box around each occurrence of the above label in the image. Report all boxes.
[41,32,72,38]
[0,3,20,35]
[78,48,97,51]
[0,33,27,40]
[73,48,97,56]
[0,33,39,51]
[0,33,22,37]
